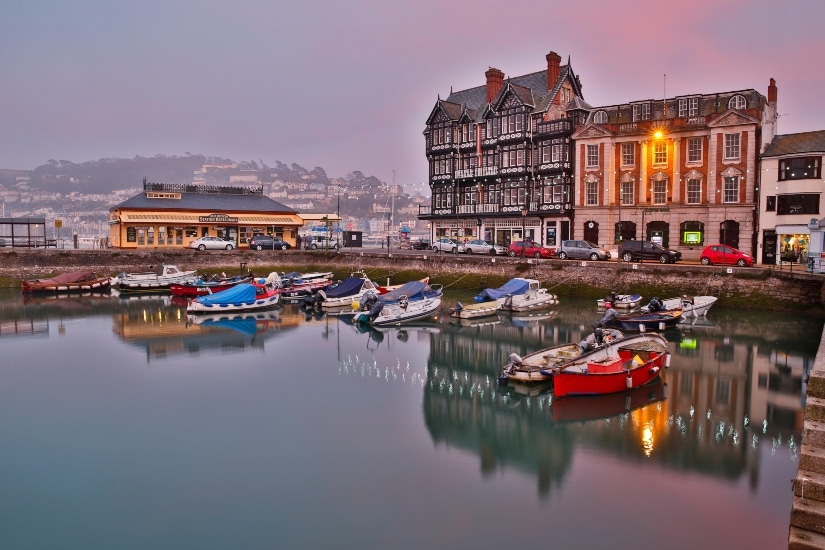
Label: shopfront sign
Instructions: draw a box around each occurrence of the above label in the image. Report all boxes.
[199,214,238,223]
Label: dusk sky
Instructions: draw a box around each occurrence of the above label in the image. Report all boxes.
[2,0,823,193]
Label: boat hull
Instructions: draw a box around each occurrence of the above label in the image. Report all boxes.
[449,300,500,319]
[22,276,110,293]
[170,276,254,297]
[368,297,442,326]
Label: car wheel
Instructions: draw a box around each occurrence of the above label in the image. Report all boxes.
[658,254,669,264]
[333,244,339,250]
[534,251,542,259]
[225,244,233,250]
[700,257,710,265]
[622,252,633,262]
[558,252,568,260]
[451,247,457,253]
[432,246,439,253]
[489,249,496,256]
[311,244,318,250]
[280,245,288,250]
[198,244,206,251]
[590,253,600,261]
[254,244,262,250]
[466,248,473,254]
[508,250,517,257]
[737,259,746,267]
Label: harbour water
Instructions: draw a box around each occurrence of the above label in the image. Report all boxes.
[0,290,820,549]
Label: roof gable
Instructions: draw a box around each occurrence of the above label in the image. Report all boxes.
[707,109,760,128]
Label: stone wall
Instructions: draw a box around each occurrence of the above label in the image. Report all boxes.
[1,248,822,311]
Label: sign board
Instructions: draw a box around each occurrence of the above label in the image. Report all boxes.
[55,219,63,228]
[198,214,238,223]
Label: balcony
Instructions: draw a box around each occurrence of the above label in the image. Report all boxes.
[534,118,573,137]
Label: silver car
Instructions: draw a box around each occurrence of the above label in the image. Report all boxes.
[188,235,235,251]
[463,239,507,255]
[432,238,465,253]
[557,240,611,261]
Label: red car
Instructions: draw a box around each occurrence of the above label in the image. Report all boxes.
[507,240,555,259]
[699,244,754,267]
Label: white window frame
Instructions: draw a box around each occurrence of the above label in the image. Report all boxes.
[593,111,608,124]
[686,178,702,205]
[653,140,668,165]
[687,137,702,163]
[620,180,635,206]
[723,176,739,203]
[585,179,599,206]
[728,95,746,110]
[621,143,635,167]
[653,178,668,205]
[724,133,740,160]
[586,144,599,168]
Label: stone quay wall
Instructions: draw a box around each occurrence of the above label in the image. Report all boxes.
[0,248,823,312]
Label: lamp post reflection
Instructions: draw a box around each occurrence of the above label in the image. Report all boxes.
[521,207,529,259]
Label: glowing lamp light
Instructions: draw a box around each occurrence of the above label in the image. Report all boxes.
[654,130,663,139]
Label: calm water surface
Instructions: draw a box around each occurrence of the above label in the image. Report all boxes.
[0,290,820,550]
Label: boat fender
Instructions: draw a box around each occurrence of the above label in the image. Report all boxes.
[315,289,327,302]
[626,374,633,388]
[664,353,671,368]
[507,353,523,366]
[649,366,660,376]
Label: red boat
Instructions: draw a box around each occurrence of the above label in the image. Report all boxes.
[551,379,666,422]
[170,273,255,297]
[547,333,669,398]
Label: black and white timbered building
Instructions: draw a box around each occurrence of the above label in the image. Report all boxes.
[420,51,588,248]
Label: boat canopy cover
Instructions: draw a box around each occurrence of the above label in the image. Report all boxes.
[474,278,530,302]
[194,283,258,305]
[32,271,97,284]
[324,277,365,298]
[380,281,438,304]
[200,317,259,336]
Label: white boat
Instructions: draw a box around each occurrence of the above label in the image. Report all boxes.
[353,281,443,326]
[597,293,642,310]
[112,264,198,293]
[474,278,558,313]
[306,271,380,310]
[642,295,718,317]
[187,273,281,314]
[448,299,501,319]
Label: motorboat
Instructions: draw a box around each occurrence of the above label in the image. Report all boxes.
[376,277,429,294]
[352,280,443,326]
[112,264,198,293]
[551,379,667,422]
[545,333,670,398]
[278,271,334,300]
[606,309,684,331]
[448,299,501,319]
[170,273,255,297]
[305,271,379,310]
[474,277,558,313]
[22,270,111,293]
[186,274,281,314]
[641,295,718,318]
[500,328,624,383]
[597,293,642,310]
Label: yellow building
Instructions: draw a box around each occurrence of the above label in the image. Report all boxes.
[109,180,304,249]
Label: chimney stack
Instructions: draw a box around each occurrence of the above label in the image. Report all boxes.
[546,51,561,90]
[485,68,504,103]
[768,78,778,103]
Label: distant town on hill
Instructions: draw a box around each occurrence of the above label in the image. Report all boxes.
[0,154,429,238]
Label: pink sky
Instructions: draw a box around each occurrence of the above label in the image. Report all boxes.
[1,0,822,193]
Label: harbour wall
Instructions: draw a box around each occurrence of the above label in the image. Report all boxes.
[0,248,823,312]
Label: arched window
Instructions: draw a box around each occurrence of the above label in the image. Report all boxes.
[593,110,608,124]
[728,95,746,110]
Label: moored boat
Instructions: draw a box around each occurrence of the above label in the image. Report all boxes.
[21,270,111,293]
[305,271,379,310]
[112,264,198,293]
[597,293,642,310]
[186,274,281,314]
[500,328,624,383]
[448,299,501,319]
[607,309,683,331]
[278,271,334,300]
[551,379,667,422]
[170,273,255,297]
[547,333,670,398]
[474,277,558,313]
[642,295,717,318]
[352,280,443,326]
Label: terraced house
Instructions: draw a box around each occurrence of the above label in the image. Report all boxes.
[420,49,780,260]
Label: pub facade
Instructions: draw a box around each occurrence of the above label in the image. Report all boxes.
[109,180,304,249]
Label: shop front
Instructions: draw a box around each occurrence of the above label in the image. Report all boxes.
[775,224,811,265]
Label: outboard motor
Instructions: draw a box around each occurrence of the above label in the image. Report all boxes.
[452,301,464,313]
[594,326,604,345]
[368,300,384,320]
[647,297,663,312]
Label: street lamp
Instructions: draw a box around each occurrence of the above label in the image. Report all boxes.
[520,207,529,259]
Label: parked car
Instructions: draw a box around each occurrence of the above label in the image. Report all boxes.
[411,238,431,250]
[700,244,754,267]
[557,240,612,261]
[432,238,465,253]
[507,240,555,259]
[248,234,292,251]
[463,239,507,255]
[188,236,235,251]
[618,240,681,263]
[308,237,340,250]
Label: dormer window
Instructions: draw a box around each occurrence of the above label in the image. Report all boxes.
[593,111,608,124]
[678,98,699,117]
[728,95,746,110]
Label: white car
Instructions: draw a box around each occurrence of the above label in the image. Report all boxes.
[432,238,466,253]
[188,236,235,251]
[463,239,507,255]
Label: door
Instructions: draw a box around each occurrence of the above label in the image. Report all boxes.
[762,230,777,265]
